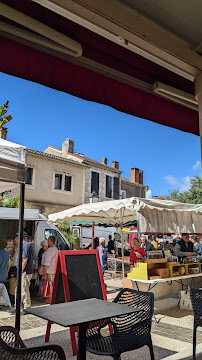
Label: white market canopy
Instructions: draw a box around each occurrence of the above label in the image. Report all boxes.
[0,138,27,191]
[48,197,202,234]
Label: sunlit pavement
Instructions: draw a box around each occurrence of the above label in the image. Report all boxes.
[0,277,201,359]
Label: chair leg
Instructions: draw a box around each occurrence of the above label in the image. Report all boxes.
[112,354,121,360]
[193,326,197,360]
[148,336,155,360]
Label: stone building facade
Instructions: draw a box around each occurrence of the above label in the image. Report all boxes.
[121,168,148,198]
[25,148,86,214]
[2,133,148,214]
[44,139,122,205]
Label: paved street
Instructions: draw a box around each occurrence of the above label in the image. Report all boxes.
[1,278,201,359]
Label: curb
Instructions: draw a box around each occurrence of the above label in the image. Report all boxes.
[163,343,202,360]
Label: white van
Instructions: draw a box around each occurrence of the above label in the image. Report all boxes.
[71,224,121,249]
[0,208,70,265]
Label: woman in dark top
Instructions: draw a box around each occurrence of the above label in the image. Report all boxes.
[38,240,48,267]
[93,237,99,249]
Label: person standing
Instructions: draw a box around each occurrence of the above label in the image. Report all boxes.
[38,240,48,267]
[0,239,11,283]
[93,237,99,249]
[174,233,195,262]
[10,233,33,315]
[190,235,202,257]
[97,237,107,274]
[10,234,19,278]
[151,235,159,250]
[41,236,58,282]
[108,235,115,254]
[21,234,33,314]
[140,236,154,256]
[130,238,145,266]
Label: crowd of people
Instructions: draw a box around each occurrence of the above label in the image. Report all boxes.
[0,233,58,315]
[1,231,202,314]
[129,233,202,265]
[90,233,202,272]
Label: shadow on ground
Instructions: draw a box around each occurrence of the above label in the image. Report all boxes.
[23,328,176,360]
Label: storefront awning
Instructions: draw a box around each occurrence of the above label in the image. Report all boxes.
[0,0,199,135]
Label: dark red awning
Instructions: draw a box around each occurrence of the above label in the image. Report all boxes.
[0,0,199,135]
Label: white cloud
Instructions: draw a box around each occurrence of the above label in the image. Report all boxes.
[193,160,201,171]
[146,189,152,199]
[164,175,191,192]
[180,176,190,192]
[164,175,178,187]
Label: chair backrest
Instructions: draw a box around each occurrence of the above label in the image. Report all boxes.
[190,287,202,326]
[0,326,25,350]
[114,288,154,319]
[112,288,154,333]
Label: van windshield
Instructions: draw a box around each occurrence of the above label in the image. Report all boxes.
[44,229,69,250]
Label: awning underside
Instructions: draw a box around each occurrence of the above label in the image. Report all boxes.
[0,0,199,135]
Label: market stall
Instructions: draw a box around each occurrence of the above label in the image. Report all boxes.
[0,138,27,331]
[48,197,202,279]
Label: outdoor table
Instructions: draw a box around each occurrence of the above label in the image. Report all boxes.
[127,273,202,292]
[0,283,11,308]
[25,298,140,360]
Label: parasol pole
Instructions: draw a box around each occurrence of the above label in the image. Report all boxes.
[15,183,25,332]
[91,221,95,249]
[120,208,125,278]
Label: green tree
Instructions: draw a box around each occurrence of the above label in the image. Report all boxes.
[167,176,202,204]
[0,193,31,208]
[0,101,12,129]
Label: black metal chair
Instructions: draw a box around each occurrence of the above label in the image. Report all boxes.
[86,288,155,360]
[190,287,202,360]
[0,326,66,359]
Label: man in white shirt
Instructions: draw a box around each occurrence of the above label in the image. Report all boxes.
[41,236,58,282]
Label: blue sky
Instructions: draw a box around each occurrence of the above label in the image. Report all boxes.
[0,72,201,197]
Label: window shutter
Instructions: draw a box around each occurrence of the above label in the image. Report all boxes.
[64,176,72,191]
[55,174,62,189]
[106,175,109,197]
[25,168,33,185]
[114,177,120,199]
[106,175,113,198]
[91,172,99,195]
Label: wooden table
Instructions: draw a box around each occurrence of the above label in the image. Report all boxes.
[26,298,140,360]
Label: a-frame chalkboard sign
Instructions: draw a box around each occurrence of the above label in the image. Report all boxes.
[45,250,107,355]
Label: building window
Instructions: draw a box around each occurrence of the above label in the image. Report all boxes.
[25,167,33,185]
[106,175,112,198]
[55,174,62,190]
[91,171,99,197]
[64,175,72,191]
[113,177,120,199]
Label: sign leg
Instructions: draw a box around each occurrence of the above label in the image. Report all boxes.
[70,326,78,356]
[45,321,52,342]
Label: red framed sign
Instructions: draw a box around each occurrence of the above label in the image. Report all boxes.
[45,250,107,354]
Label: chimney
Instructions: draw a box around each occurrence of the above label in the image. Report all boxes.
[139,170,143,185]
[102,158,107,165]
[130,168,139,183]
[112,161,119,169]
[62,139,74,155]
[0,127,8,140]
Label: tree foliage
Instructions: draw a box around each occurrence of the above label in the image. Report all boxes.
[0,193,31,208]
[0,101,12,129]
[167,176,202,204]
[57,222,80,244]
